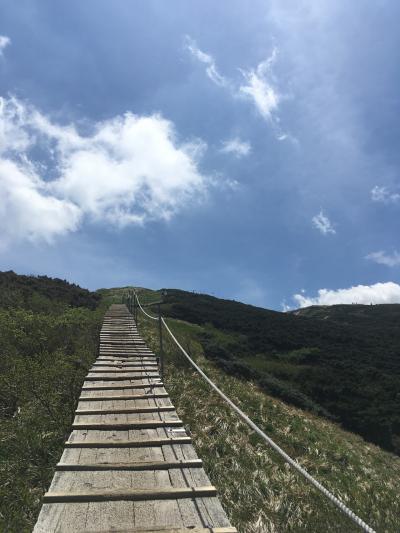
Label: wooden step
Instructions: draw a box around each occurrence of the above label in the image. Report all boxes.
[43,486,217,503]
[89,368,157,373]
[78,393,169,401]
[55,459,202,471]
[84,374,160,381]
[65,436,192,448]
[75,406,175,415]
[72,420,183,430]
[87,528,237,533]
[81,383,163,391]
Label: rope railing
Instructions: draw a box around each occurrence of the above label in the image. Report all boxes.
[135,294,158,320]
[132,290,376,533]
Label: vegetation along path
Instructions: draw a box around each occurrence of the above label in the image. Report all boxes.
[33,304,235,533]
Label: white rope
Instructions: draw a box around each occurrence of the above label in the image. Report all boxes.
[135,292,158,320]
[134,291,375,532]
[161,316,376,533]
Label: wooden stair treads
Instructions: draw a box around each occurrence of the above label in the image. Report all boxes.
[55,459,203,471]
[33,303,235,533]
[65,436,192,448]
[75,406,175,415]
[82,526,238,533]
[72,420,183,430]
[78,393,169,401]
[43,486,218,503]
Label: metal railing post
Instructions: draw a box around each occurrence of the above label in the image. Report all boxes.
[158,302,164,380]
[134,292,138,323]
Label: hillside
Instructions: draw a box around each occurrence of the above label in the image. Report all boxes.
[0,272,105,531]
[1,276,399,532]
[144,289,400,455]
[0,270,100,312]
[129,287,400,532]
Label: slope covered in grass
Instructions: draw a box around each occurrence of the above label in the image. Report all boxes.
[145,289,400,455]
[0,272,106,532]
[131,290,400,532]
[0,270,100,312]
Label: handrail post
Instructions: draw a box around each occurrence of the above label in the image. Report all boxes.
[134,292,138,323]
[158,303,164,381]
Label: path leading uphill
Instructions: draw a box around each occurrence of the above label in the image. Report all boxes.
[33,304,236,533]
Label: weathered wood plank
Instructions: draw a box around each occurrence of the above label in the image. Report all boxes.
[65,437,192,448]
[33,304,234,533]
[43,486,217,503]
[84,528,237,533]
[56,459,203,471]
[84,375,160,381]
[78,394,168,402]
[75,406,175,415]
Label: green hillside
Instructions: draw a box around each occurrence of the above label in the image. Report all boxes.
[143,289,400,455]
[0,272,105,531]
[0,270,100,312]
[130,287,400,532]
[1,275,399,532]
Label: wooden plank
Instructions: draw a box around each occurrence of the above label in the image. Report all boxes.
[72,420,183,430]
[81,384,163,391]
[43,486,217,503]
[96,358,157,362]
[33,304,234,533]
[78,393,169,402]
[89,368,157,373]
[75,406,175,415]
[55,459,203,471]
[84,528,237,533]
[93,361,157,368]
[84,375,160,381]
[65,437,192,448]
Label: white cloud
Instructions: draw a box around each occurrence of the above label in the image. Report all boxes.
[0,159,81,247]
[293,282,400,307]
[184,37,282,124]
[0,35,10,56]
[371,185,400,204]
[184,36,227,87]
[312,210,336,235]
[0,96,209,245]
[366,250,400,267]
[239,48,280,121]
[220,137,251,158]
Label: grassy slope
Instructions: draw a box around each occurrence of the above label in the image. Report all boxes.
[2,276,398,532]
[0,273,108,532]
[128,288,400,533]
[155,290,400,455]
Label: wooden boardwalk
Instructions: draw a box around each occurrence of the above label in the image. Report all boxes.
[33,304,236,533]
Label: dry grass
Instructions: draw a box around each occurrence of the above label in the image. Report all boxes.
[135,301,400,533]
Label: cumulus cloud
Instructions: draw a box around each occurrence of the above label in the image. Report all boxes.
[0,35,10,56]
[312,210,336,235]
[293,282,400,307]
[0,96,208,245]
[184,36,227,87]
[239,48,280,121]
[220,137,251,158]
[0,159,81,246]
[371,185,400,204]
[366,250,400,267]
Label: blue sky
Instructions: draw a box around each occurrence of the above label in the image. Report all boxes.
[1,0,400,310]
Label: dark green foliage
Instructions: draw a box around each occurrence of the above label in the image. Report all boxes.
[0,272,104,532]
[0,270,101,312]
[159,290,400,454]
